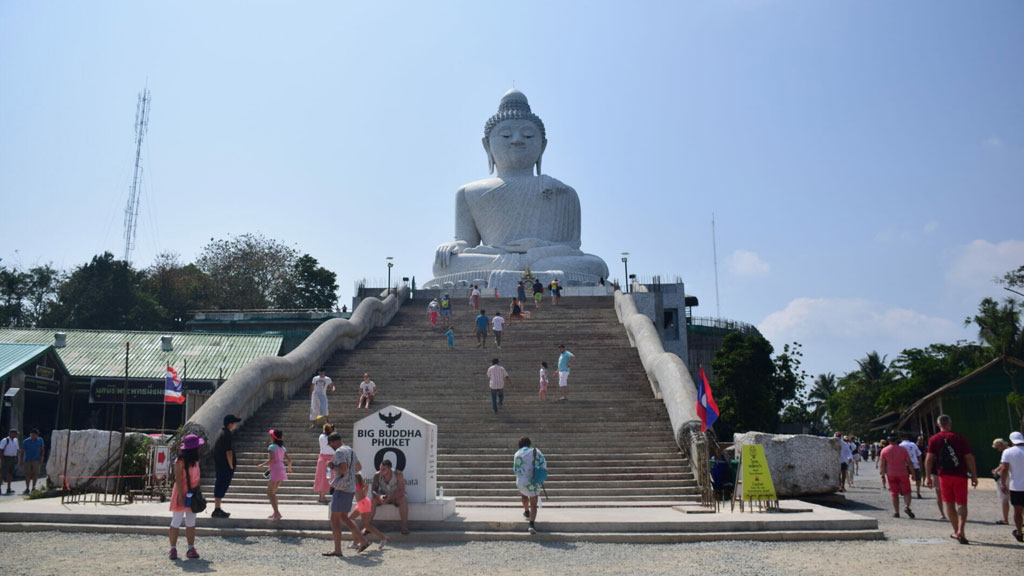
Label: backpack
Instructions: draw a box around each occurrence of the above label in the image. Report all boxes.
[532,448,548,484]
[937,437,960,471]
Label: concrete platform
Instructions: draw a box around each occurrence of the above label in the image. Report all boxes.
[0,495,881,543]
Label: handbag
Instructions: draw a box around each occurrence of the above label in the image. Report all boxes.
[531,448,548,484]
[188,465,207,513]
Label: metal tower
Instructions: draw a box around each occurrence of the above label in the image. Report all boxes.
[123,87,150,262]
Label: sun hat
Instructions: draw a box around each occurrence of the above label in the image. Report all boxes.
[269,429,283,442]
[180,434,205,451]
[1010,431,1024,445]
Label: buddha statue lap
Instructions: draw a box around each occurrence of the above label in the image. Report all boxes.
[427,89,608,292]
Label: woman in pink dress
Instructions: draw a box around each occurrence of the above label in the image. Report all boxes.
[315,423,335,503]
[168,434,203,560]
[258,428,292,519]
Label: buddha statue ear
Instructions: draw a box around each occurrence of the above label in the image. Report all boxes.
[483,137,495,175]
[535,138,548,176]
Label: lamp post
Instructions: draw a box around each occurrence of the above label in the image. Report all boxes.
[386,257,394,295]
[620,252,630,293]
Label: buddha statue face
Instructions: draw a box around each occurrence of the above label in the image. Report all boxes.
[485,118,546,175]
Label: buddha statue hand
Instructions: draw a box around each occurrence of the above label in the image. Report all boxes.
[435,240,470,269]
[499,237,555,253]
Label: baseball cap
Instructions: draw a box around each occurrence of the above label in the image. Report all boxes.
[223,414,242,426]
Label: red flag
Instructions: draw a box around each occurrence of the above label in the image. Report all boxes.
[695,366,719,432]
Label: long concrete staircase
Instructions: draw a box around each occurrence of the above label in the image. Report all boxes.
[206,295,697,505]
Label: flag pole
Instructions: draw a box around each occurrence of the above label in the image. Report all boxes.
[160,364,168,436]
[182,359,188,426]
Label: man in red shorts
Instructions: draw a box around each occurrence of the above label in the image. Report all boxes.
[879,435,916,518]
[925,414,978,544]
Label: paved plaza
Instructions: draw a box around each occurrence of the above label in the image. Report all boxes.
[0,467,1021,575]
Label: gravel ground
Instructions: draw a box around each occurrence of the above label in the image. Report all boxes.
[1,469,1021,576]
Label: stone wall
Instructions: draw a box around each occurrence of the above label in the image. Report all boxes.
[732,432,841,497]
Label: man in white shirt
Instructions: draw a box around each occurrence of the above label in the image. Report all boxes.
[0,429,20,494]
[491,312,505,348]
[899,434,924,498]
[358,373,377,409]
[996,431,1024,543]
[486,358,511,414]
[837,433,852,493]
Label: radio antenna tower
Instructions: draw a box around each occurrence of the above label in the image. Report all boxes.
[123,86,151,262]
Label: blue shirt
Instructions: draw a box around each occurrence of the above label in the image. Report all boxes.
[23,437,44,461]
[558,350,574,371]
[475,314,488,331]
[446,330,454,344]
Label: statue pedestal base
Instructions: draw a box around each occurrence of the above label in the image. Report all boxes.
[425,269,601,298]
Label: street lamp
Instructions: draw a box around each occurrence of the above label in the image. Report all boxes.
[386,257,394,295]
[620,252,630,294]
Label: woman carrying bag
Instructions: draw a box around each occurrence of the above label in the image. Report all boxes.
[168,434,204,560]
[513,436,547,534]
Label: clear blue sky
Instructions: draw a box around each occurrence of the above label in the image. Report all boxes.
[2,1,1022,381]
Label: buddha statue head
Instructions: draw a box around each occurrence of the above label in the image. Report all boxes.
[483,89,548,176]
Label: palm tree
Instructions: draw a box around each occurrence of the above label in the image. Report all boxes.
[807,373,837,427]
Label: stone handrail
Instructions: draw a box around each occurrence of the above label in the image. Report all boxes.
[614,290,701,451]
[181,286,411,447]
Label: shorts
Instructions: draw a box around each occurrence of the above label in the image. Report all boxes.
[169,510,196,528]
[1011,490,1024,507]
[887,475,911,496]
[0,457,16,478]
[539,381,547,391]
[23,460,42,478]
[355,496,372,515]
[534,293,542,302]
[939,475,968,505]
[441,308,450,316]
[558,371,569,388]
[840,462,848,471]
[214,466,235,499]
[912,468,921,481]
[330,490,356,514]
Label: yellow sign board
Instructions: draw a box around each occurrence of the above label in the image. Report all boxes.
[740,444,777,501]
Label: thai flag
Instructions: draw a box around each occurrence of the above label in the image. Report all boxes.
[695,366,719,432]
[164,366,185,404]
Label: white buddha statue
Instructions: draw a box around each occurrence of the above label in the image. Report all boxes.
[428,89,608,291]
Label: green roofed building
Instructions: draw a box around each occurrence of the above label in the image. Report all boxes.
[0,343,71,437]
[0,328,282,434]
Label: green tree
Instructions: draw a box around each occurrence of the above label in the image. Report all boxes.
[880,343,989,413]
[142,252,211,330]
[196,233,298,309]
[966,297,1022,360]
[807,372,837,429]
[709,333,805,439]
[273,254,338,309]
[0,263,63,327]
[41,252,163,330]
[0,265,29,326]
[827,351,894,437]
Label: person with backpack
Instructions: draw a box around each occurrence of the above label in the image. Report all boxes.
[925,414,978,545]
[513,436,546,534]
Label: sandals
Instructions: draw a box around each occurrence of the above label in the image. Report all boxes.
[1013,529,1023,543]
[995,520,1008,525]
[322,551,343,557]
[355,542,370,553]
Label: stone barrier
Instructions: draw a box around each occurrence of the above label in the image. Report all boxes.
[47,429,148,491]
[732,431,841,496]
[182,286,410,449]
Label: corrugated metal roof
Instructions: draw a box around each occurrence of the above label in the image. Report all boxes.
[0,343,52,381]
[0,328,282,381]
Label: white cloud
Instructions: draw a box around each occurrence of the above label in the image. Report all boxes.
[759,297,962,376]
[728,249,770,277]
[923,221,939,234]
[946,239,1024,306]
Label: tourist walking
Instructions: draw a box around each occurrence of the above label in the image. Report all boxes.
[475,309,489,348]
[470,285,481,310]
[258,429,292,520]
[315,423,336,503]
[487,357,511,414]
[322,432,370,556]
[922,434,945,519]
[996,431,1024,542]
[991,437,1011,526]
[1,429,19,494]
[509,297,523,321]
[538,361,549,401]
[427,298,440,327]
[168,434,203,560]
[20,429,44,494]
[212,414,241,518]
[549,278,561,305]
[440,293,452,324]
[492,311,505,348]
[370,459,410,535]
[513,437,547,534]
[899,434,924,498]
[879,435,916,518]
[310,369,335,426]
[517,281,527,308]
[532,279,543,310]
[556,344,574,401]
[358,373,377,409]
[925,414,978,544]
[445,327,455,350]
[837,433,852,493]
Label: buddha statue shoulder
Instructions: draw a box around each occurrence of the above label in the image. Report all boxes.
[429,90,608,290]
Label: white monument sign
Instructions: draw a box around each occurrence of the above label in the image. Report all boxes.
[353,405,438,504]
